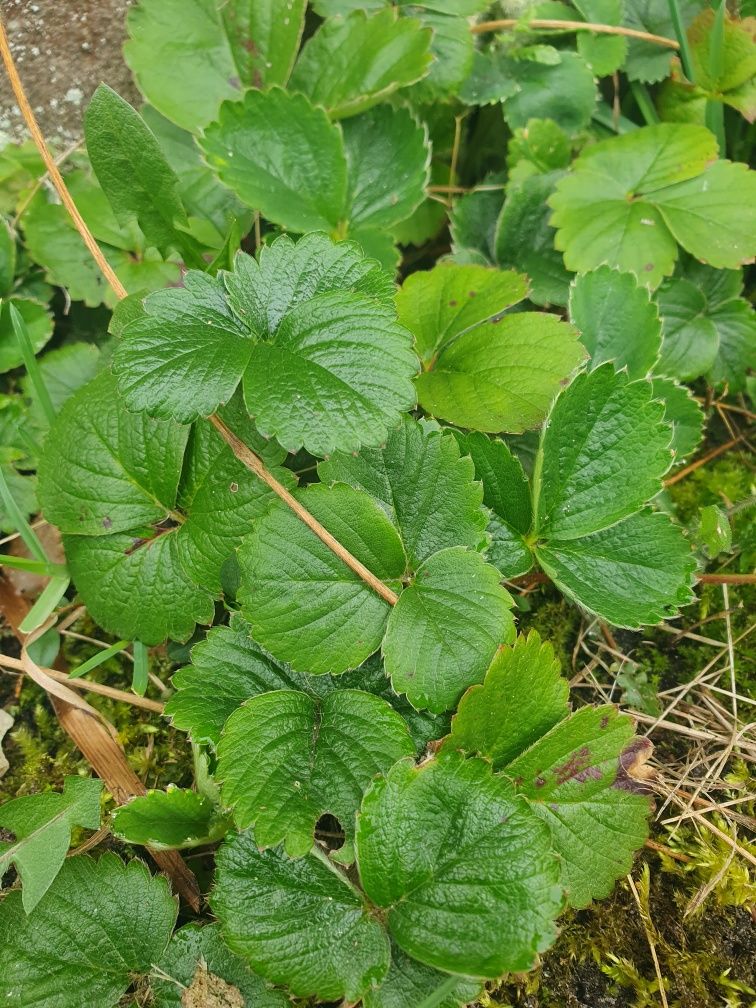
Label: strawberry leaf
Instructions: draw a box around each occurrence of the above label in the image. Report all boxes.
[111,787,232,850]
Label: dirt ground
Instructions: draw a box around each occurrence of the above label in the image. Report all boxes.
[0,0,140,146]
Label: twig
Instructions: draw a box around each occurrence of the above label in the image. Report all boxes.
[472,18,680,49]
[664,433,748,487]
[644,838,692,864]
[626,870,669,1008]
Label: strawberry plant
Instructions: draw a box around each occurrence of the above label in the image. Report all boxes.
[0,1,754,1006]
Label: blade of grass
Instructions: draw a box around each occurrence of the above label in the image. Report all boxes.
[665,0,695,82]
[705,0,727,155]
[18,574,70,633]
[0,554,67,576]
[417,976,462,1008]
[8,301,56,427]
[0,464,48,563]
[631,80,660,125]
[68,638,130,680]
[132,640,149,696]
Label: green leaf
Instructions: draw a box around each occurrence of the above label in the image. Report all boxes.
[290,8,432,118]
[201,88,347,233]
[536,507,697,626]
[239,484,405,675]
[111,787,232,850]
[212,832,390,1001]
[655,275,720,379]
[364,941,482,1008]
[395,262,529,367]
[505,706,652,906]
[696,503,732,558]
[416,310,584,433]
[64,530,214,645]
[494,171,572,307]
[84,86,200,264]
[150,923,289,1008]
[507,118,573,184]
[623,0,705,82]
[125,0,305,131]
[503,50,598,133]
[449,174,503,264]
[707,299,756,393]
[550,124,756,286]
[569,268,662,378]
[0,297,53,374]
[443,631,567,768]
[383,547,515,713]
[21,343,102,447]
[650,377,705,463]
[453,431,534,578]
[355,753,562,976]
[38,372,189,538]
[0,854,177,1008]
[459,49,520,106]
[217,689,413,856]
[534,364,673,540]
[411,9,474,100]
[688,8,756,114]
[574,0,628,75]
[0,777,102,913]
[342,104,430,232]
[0,217,15,295]
[319,416,489,568]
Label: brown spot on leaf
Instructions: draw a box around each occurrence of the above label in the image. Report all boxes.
[534,775,546,788]
[229,482,239,493]
[0,827,16,843]
[468,290,477,297]
[600,714,609,729]
[614,737,655,794]
[553,746,602,785]
[182,963,244,1008]
[102,516,112,530]
[448,299,458,306]
[644,262,654,272]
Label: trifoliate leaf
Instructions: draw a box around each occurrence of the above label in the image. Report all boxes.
[111,787,232,850]
[383,547,515,713]
[64,530,214,645]
[453,431,533,578]
[84,85,200,265]
[623,0,705,82]
[356,753,562,976]
[125,0,306,131]
[243,289,418,455]
[503,50,598,132]
[650,377,705,463]
[38,372,189,538]
[443,632,567,767]
[319,416,489,568]
[536,508,697,626]
[217,689,414,856]
[505,706,652,905]
[0,854,177,1008]
[0,777,102,913]
[364,941,482,1008]
[201,88,347,233]
[166,614,320,746]
[534,364,673,540]
[494,170,572,307]
[416,310,584,433]
[213,832,390,1001]
[239,484,405,675]
[550,124,756,286]
[569,268,662,378]
[290,8,432,118]
[342,105,430,232]
[395,262,529,367]
[0,298,53,374]
[150,923,289,1008]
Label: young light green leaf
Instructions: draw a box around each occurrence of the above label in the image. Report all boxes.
[319,417,489,569]
[569,268,662,378]
[217,689,414,857]
[239,484,405,675]
[84,85,200,265]
[37,372,189,538]
[536,508,697,627]
[416,311,584,433]
[443,632,567,768]
[453,431,533,578]
[150,923,290,1008]
[125,0,305,131]
[0,854,177,1008]
[395,262,528,367]
[364,941,482,1008]
[383,547,515,713]
[201,88,347,234]
[356,753,562,976]
[505,706,652,906]
[534,364,673,541]
[0,777,102,913]
[290,8,432,118]
[212,831,390,1001]
[111,787,232,850]
[64,531,215,645]
[342,104,430,233]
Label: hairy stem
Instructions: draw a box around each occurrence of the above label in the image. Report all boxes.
[472,18,680,49]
